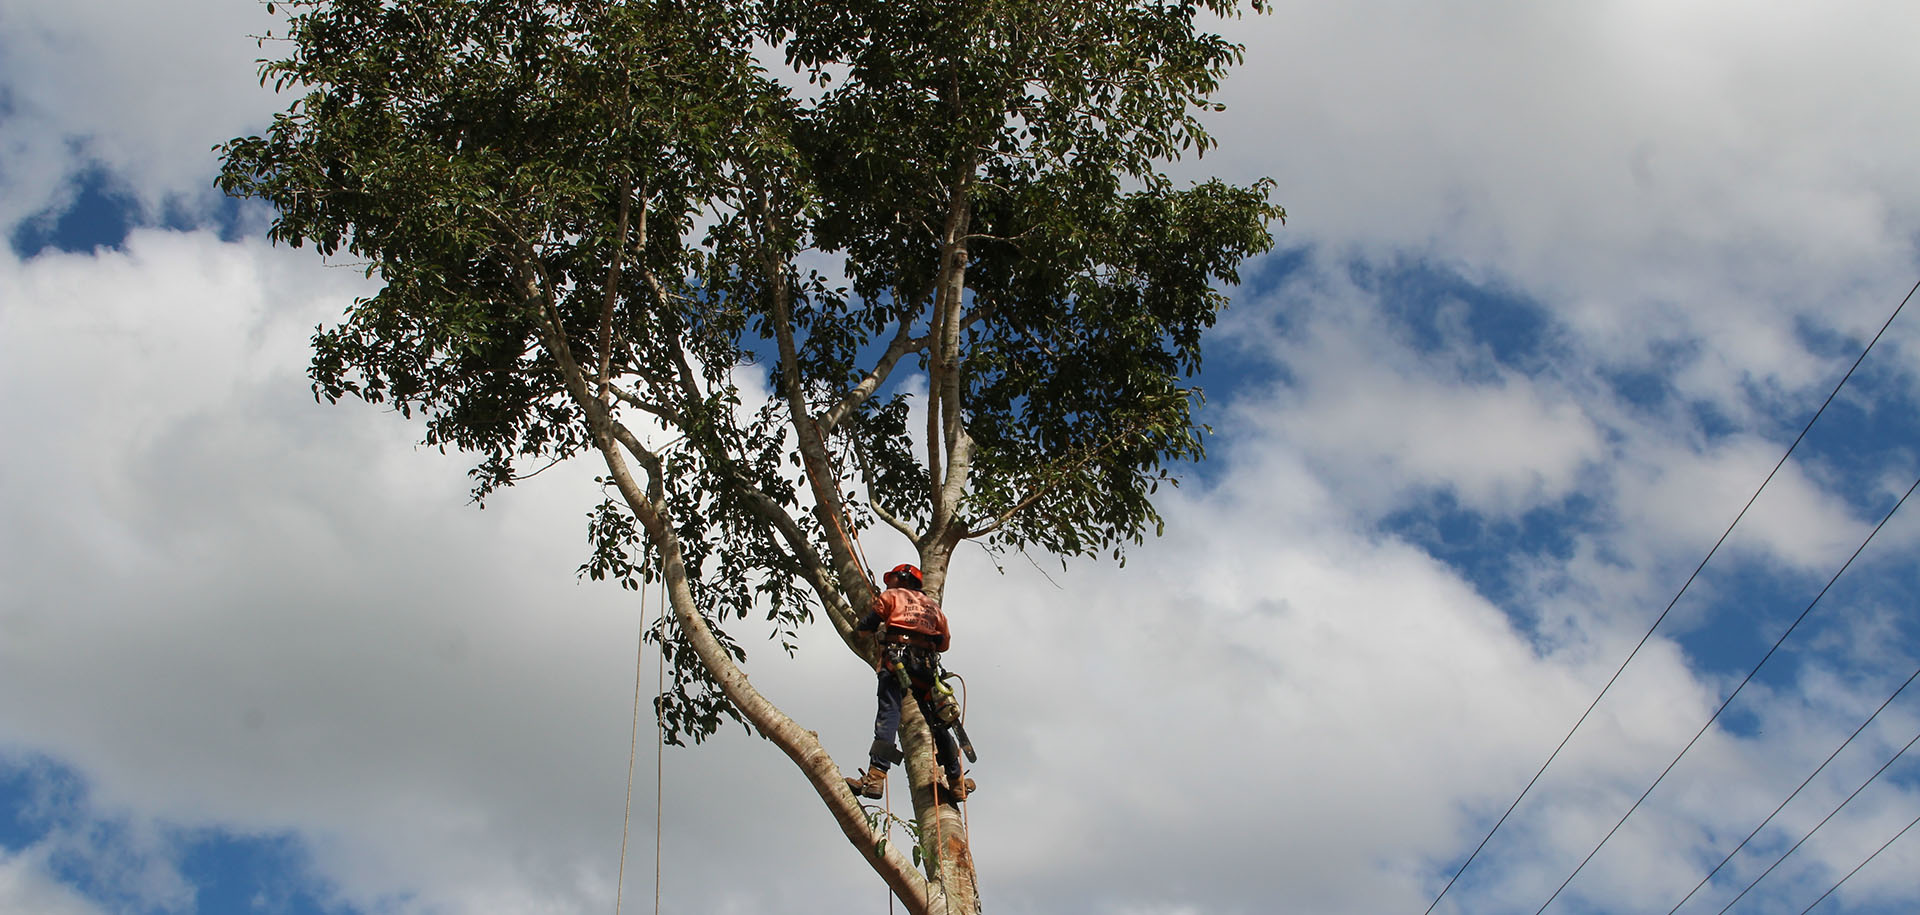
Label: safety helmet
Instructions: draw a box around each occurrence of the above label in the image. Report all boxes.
[883,563,922,589]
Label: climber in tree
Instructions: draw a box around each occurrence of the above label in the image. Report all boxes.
[846,563,971,804]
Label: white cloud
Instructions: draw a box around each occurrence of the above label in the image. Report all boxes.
[0,229,1707,914]
[1614,434,1870,573]
[1210,0,1920,409]
[0,0,283,229]
[0,847,106,915]
[1231,267,1605,520]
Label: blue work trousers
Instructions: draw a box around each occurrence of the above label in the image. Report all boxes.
[871,668,961,780]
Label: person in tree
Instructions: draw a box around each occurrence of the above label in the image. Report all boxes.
[845,563,973,804]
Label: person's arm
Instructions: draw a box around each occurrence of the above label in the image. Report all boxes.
[856,591,889,633]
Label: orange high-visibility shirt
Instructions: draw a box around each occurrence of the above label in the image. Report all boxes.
[871,587,950,652]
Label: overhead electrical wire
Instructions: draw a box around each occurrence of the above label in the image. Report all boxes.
[1531,473,1920,914]
[1422,277,1919,915]
[1711,723,1920,915]
[1794,807,1920,915]
[1720,721,1912,913]
[1663,666,1920,914]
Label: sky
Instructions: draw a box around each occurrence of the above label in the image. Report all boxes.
[3,1,1920,913]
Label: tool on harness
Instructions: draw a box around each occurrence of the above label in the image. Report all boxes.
[883,643,978,763]
[939,673,977,763]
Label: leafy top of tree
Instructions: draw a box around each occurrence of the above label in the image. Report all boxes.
[221,0,1278,908]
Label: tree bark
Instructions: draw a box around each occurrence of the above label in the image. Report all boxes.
[760,210,984,912]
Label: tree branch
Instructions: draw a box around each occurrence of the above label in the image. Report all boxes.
[507,220,935,913]
[609,386,685,428]
[966,420,1147,540]
[752,187,877,611]
[601,436,934,913]
[844,438,925,548]
[818,317,928,434]
[925,156,977,562]
[597,177,634,403]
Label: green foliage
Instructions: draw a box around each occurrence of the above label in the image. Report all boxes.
[221,0,1280,743]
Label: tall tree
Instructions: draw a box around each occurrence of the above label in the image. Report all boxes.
[220,0,1279,910]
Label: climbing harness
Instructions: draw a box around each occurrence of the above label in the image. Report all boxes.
[882,642,979,766]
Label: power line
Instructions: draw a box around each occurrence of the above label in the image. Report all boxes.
[1532,473,1920,913]
[1664,667,1920,914]
[1796,807,1920,915]
[1422,277,1919,914]
[1713,724,1920,915]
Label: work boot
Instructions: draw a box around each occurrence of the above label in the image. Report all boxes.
[940,772,976,804]
[845,765,886,799]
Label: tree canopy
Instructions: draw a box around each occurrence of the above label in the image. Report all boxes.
[220,0,1279,909]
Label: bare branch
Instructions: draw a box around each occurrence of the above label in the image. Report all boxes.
[818,317,928,434]
[848,443,925,547]
[609,386,684,427]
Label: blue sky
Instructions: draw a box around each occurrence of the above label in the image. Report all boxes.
[4,1,1920,913]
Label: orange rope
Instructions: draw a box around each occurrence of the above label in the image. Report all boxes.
[884,778,896,915]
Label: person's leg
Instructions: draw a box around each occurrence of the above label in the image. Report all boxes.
[847,672,907,799]
[871,672,907,770]
[913,685,969,801]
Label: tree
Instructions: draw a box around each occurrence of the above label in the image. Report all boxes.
[219,0,1280,911]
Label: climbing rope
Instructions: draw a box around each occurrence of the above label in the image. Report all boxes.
[615,572,650,914]
[654,575,667,915]
[613,570,670,915]
[884,777,896,915]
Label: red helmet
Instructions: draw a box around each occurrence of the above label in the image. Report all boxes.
[883,563,922,589]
